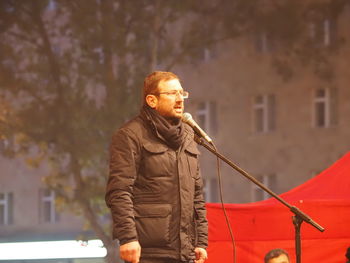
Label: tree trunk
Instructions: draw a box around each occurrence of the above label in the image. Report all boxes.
[150,0,161,71]
[70,156,120,263]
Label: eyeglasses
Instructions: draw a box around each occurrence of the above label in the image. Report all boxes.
[155,90,189,99]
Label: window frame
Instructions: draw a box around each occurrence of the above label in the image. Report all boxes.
[0,192,13,225]
[196,101,218,136]
[203,177,219,203]
[252,94,275,133]
[312,87,331,128]
[251,174,276,202]
[39,189,58,224]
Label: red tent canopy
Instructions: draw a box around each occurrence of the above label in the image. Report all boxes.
[206,152,350,263]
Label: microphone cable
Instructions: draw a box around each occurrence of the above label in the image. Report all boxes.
[209,141,236,263]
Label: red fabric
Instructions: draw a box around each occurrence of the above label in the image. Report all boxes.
[206,152,350,263]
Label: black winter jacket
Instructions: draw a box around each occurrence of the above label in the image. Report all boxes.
[105,110,208,261]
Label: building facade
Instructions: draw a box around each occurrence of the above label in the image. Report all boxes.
[180,3,350,204]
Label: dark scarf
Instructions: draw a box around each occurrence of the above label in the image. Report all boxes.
[143,105,184,150]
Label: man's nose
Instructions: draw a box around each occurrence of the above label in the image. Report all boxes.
[175,93,184,102]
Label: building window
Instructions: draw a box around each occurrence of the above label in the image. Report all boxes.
[190,43,217,64]
[253,94,275,133]
[251,175,277,202]
[0,138,8,152]
[313,88,329,127]
[312,87,337,128]
[196,101,218,137]
[52,44,61,56]
[0,192,14,225]
[46,0,57,11]
[255,32,274,53]
[309,18,336,47]
[39,189,58,223]
[203,178,219,203]
[0,136,14,154]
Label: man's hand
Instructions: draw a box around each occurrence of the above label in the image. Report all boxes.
[195,247,208,263]
[119,240,141,263]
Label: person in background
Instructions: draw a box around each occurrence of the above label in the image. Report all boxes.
[345,246,350,263]
[264,248,290,263]
[105,71,208,263]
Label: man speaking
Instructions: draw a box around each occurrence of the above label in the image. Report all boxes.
[105,71,208,263]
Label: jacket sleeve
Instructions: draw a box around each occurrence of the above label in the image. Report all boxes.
[194,162,208,248]
[105,127,141,245]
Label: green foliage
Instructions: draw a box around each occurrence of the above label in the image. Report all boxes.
[0,1,212,261]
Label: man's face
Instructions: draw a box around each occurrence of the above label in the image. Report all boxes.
[268,254,290,263]
[152,78,184,120]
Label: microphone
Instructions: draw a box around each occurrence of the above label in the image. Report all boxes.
[182,112,213,143]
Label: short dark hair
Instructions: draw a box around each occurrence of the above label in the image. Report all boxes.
[143,71,179,105]
[346,246,350,260]
[264,248,290,263]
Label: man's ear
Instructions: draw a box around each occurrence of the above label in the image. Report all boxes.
[146,94,158,108]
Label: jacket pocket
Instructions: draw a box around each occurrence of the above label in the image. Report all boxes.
[134,203,172,248]
[143,142,168,154]
[141,142,172,177]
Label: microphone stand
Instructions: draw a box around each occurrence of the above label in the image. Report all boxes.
[194,136,325,263]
